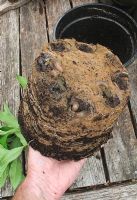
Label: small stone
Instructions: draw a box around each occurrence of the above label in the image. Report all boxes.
[71,102,79,112]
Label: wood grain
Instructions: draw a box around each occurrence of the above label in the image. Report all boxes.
[19,0,48,179]
[0,9,20,197]
[72,0,98,7]
[0,0,31,16]
[128,60,137,130]
[45,0,71,40]
[62,182,137,200]
[104,107,137,182]
[20,0,48,77]
[71,153,106,188]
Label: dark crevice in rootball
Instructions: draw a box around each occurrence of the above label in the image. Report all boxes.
[37,53,54,72]
[50,42,66,52]
[100,84,120,108]
[76,42,93,53]
[112,72,129,90]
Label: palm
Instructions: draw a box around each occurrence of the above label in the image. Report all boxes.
[27,147,86,196]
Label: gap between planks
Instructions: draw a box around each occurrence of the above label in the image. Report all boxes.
[62,181,137,200]
[128,59,137,139]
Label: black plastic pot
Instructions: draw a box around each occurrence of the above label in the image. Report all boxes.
[112,0,137,6]
[54,4,137,66]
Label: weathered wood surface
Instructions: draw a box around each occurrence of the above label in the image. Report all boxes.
[0,8,20,197]
[45,0,71,40]
[128,60,137,130]
[71,153,106,188]
[72,0,97,6]
[103,49,137,183]
[104,107,137,182]
[20,0,48,77]
[0,0,31,16]
[62,182,137,200]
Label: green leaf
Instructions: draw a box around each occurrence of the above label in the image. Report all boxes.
[0,127,27,147]
[0,145,24,177]
[16,75,28,89]
[15,129,27,147]
[0,166,9,188]
[9,137,22,149]
[0,104,27,146]
[0,104,19,129]
[0,135,9,149]
[0,126,16,136]
[9,158,24,190]
[0,128,15,148]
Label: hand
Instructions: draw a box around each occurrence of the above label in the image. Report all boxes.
[26,147,86,200]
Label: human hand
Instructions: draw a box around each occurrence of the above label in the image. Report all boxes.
[26,147,86,200]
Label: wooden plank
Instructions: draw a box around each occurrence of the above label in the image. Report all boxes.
[45,0,71,40]
[128,60,137,128]
[0,0,31,16]
[72,0,98,7]
[19,0,48,181]
[104,107,137,182]
[71,152,106,188]
[0,8,20,197]
[46,0,106,188]
[62,182,137,200]
[20,0,48,77]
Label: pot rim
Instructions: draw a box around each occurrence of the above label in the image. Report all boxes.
[53,3,137,67]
